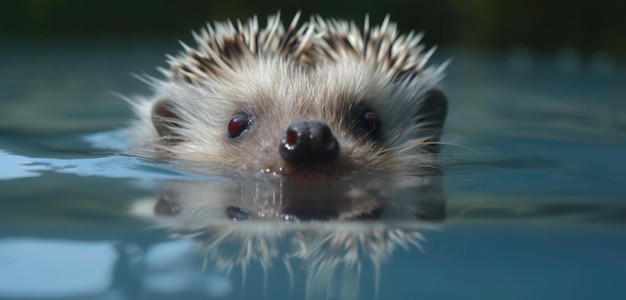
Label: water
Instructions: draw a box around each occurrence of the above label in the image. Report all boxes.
[1,40,626,300]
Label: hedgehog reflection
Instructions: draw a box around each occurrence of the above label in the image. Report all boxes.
[131,171,444,299]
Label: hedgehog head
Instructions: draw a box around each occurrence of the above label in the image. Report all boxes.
[130,13,448,179]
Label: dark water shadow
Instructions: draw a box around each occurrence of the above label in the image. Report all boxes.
[128,167,446,299]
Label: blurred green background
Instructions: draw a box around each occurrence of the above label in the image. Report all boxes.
[1,0,625,55]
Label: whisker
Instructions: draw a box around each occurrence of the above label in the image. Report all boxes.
[384,139,480,155]
[384,127,408,147]
[417,141,482,154]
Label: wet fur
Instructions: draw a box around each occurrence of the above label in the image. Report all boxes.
[128,13,448,176]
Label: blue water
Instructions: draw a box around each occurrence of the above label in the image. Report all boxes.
[1,41,625,300]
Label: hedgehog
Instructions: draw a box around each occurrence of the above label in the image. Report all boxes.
[128,12,448,184]
[126,13,448,298]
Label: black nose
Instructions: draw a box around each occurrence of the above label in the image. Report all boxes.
[279,121,339,165]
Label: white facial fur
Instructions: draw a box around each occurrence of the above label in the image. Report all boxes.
[128,13,447,176]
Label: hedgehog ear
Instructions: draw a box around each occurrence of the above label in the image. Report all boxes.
[151,99,183,144]
[415,88,447,151]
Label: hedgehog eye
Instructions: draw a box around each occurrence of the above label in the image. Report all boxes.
[227,112,251,138]
[363,110,381,133]
[359,107,382,139]
[226,206,251,220]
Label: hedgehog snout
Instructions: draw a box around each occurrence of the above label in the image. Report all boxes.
[279,121,339,165]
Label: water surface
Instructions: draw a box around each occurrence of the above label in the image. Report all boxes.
[1,41,625,300]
